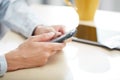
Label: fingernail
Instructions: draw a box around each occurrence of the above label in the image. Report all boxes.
[57,32,62,35]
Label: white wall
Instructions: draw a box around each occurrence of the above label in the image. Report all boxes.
[27,0,120,12]
[44,0,65,5]
[99,0,120,12]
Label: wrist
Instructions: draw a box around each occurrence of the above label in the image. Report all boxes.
[5,49,23,71]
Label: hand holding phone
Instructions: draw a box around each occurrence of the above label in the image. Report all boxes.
[51,29,76,43]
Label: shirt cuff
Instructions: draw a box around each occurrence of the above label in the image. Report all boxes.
[0,55,7,76]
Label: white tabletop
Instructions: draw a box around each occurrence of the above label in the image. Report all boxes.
[0,4,120,80]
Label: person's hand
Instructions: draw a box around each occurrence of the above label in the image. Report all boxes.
[5,32,65,71]
[33,25,65,38]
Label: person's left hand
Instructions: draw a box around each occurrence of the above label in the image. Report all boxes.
[33,25,65,38]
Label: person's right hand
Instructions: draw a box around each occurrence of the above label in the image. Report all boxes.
[5,32,65,71]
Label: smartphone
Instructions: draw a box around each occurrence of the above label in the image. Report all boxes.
[51,29,77,43]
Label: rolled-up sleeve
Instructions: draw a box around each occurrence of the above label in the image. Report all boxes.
[0,55,7,77]
[2,0,41,38]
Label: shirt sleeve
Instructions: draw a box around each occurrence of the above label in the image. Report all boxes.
[0,0,10,22]
[2,0,41,38]
[0,55,7,77]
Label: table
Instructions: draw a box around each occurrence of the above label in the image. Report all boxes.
[0,4,120,80]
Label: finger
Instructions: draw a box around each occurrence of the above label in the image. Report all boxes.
[49,43,65,50]
[47,27,56,32]
[53,25,65,34]
[46,27,62,38]
[64,38,72,43]
[58,26,65,34]
[30,32,55,42]
[53,32,62,39]
[40,42,65,51]
[50,50,57,56]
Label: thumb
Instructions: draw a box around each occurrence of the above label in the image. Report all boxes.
[31,32,55,42]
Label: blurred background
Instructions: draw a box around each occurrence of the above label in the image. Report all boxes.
[26,0,120,12]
